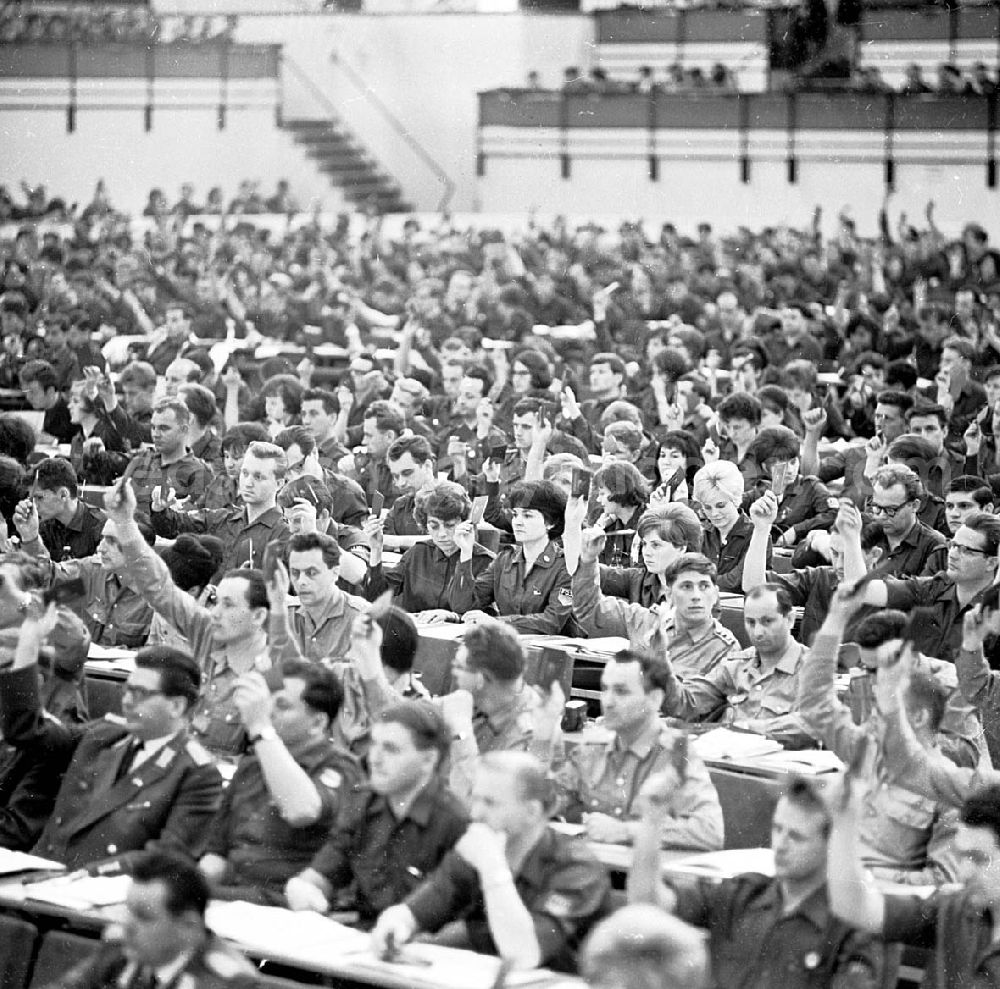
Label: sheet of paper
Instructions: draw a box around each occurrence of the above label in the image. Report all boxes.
[690,728,783,763]
[206,901,368,958]
[87,644,138,663]
[749,750,844,775]
[0,849,65,875]
[666,847,775,879]
[25,874,131,910]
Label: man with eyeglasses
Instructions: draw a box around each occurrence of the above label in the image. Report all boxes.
[0,611,222,871]
[847,511,1000,666]
[866,464,946,577]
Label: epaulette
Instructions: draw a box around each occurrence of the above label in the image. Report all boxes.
[184,738,212,766]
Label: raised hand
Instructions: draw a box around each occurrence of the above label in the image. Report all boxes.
[12,497,39,543]
[103,479,137,526]
[748,490,778,529]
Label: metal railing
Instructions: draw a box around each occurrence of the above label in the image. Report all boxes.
[282,51,456,212]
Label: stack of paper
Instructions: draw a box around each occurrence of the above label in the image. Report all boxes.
[25,874,131,910]
[206,901,368,960]
[414,623,467,641]
[690,728,783,762]
[750,749,844,775]
[0,849,65,875]
[667,848,775,879]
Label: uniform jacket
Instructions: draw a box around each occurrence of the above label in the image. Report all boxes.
[449,540,573,634]
[0,665,222,870]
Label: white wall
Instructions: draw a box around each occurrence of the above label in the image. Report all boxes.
[477,129,1000,239]
[235,13,593,212]
[0,102,344,215]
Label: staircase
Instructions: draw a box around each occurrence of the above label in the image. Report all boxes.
[283,118,412,213]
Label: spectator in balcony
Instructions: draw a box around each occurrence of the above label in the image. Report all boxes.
[229,181,265,215]
[970,62,998,96]
[143,188,169,219]
[266,180,299,215]
[635,65,659,94]
[900,63,932,95]
[937,63,972,95]
[204,187,224,215]
[563,66,595,94]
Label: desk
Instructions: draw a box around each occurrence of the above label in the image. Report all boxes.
[0,880,580,989]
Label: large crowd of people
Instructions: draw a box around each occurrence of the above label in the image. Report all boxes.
[1,178,1000,987]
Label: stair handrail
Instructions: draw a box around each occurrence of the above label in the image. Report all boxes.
[282,51,456,212]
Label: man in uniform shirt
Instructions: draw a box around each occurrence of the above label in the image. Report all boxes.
[554,649,723,850]
[150,441,289,576]
[631,772,883,989]
[268,531,370,664]
[199,664,360,904]
[372,751,613,972]
[799,584,983,885]
[54,851,257,989]
[121,399,212,521]
[300,389,349,468]
[827,763,1000,988]
[24,457,104,562]
[104,479,273,756]
[382,434,436,547]
[285,701,469,925]
[16,509,154,648]
[849,511,1000,666]
[340,400,405,510]
[0,614,221,871]
[440,619,559,803]
[660,583,812,741]
[867,464,947,577]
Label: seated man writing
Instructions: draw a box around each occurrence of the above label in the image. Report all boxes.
[372,751,614,972]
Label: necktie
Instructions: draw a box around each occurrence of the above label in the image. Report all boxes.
[114,738,143,782]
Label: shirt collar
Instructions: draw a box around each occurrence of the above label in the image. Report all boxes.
[610,717,661,759]
[757,881,830,930]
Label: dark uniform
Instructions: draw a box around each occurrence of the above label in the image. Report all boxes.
[743,475,836,545]
[37,500,106,562]
[672,874,882,989]
[43,557,153,648]
[365,542,494,613]
[880,521,948,578]
[883,887,1000,989]
[150,504,290,577]
[406,827,613,973]
[52,934,257,989]
[449,540,573,634]
[120,530,270,756]
[382,491,425,539]
[309,777,468,925]
[121,448,212,522]
[203,736,361,905]
[702,513,772,594]
[0,665,222,870]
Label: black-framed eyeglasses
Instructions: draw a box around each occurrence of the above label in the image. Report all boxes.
[946,539,992,558]
[867,501,911,519]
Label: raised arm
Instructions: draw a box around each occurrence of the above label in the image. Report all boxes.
[742,490,776,593]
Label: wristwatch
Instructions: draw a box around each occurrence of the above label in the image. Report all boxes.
[248,726,278,746]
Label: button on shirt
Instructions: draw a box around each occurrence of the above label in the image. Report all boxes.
[269,591,370,665]
[662,640,810,736]
[406,827,613,973]
[674,875,882,989]
[310,778,469,925]
[554,719,724,851]
[882,888,1000,989]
